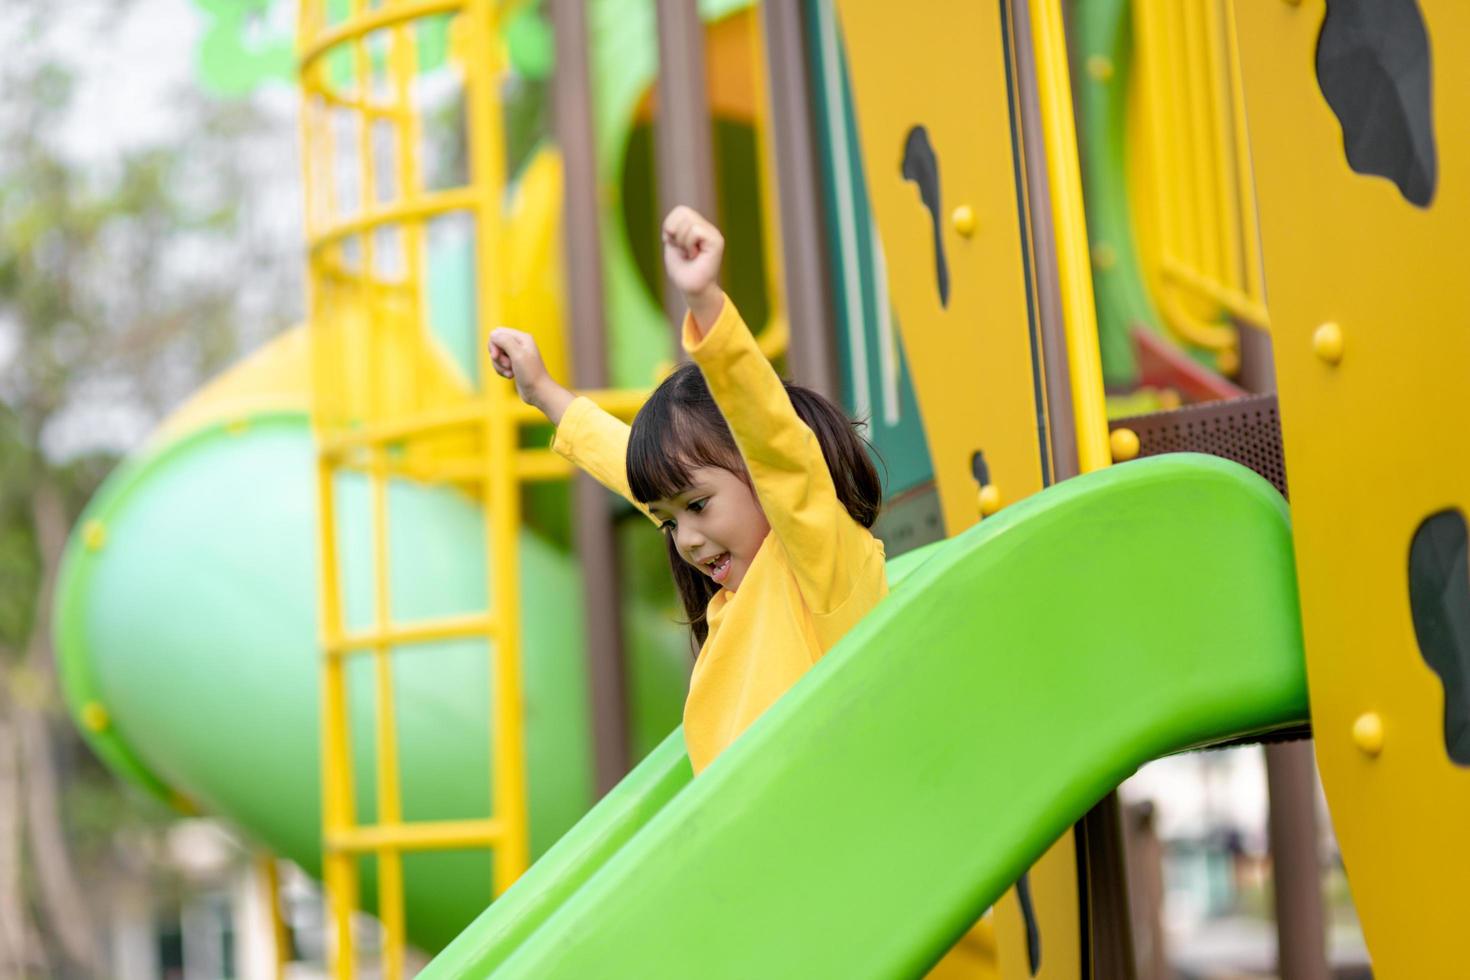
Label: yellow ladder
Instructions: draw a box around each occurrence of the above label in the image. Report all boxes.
[295,2,643,975]
[1131,0,1269,366]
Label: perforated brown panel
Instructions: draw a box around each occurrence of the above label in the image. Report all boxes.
[1110,393,1289,498]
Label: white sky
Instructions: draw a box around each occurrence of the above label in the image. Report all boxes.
[5,0,306,459]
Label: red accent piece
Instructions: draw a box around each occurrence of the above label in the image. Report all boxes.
[1131,327,1248,403]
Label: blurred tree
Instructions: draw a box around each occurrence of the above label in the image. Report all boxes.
[0,0,300,975]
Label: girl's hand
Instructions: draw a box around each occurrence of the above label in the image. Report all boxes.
[662,206,726,332]
[488,328,575,425]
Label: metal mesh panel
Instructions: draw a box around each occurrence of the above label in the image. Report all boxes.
[1111,393,1288,498]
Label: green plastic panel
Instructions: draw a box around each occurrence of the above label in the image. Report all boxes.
[423,453,1307,977]
[53,413,689,952]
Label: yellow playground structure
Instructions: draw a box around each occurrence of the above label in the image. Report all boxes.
[54,0,1470,976]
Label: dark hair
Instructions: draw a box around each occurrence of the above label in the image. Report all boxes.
[626,362,883,648]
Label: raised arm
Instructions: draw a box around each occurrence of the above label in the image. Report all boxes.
[663,208,879,613]
[489,328,655,522]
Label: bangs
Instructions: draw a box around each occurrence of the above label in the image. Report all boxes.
[626,367,744,504]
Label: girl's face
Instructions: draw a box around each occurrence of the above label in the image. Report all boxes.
[648,465,771,592]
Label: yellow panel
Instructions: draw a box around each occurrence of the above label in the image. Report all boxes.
[1232,1,1470,972]
[992,831,1083,980]
[836,0,1047,534]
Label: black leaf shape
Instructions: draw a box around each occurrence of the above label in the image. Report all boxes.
[1408,508,1470,765]
[901,125,950,308]
[1315,0,1437,207]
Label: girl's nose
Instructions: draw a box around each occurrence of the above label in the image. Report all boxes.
[675,522,705,555]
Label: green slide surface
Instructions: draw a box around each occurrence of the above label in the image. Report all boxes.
[423,453,1308,977]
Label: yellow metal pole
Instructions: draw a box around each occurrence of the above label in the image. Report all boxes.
[748,3,789,360]
[316,456,358,980]
[392,22,429,417]
[1133,1,1239,352]
[369,451,405,980]
[257,854,289,980]
[1182,1,1224,284]
[1224,0,1267,310]
[1205,0,1244,295]
[462,0,530,893]
[1158,3,1202,275]
[1026,0,1109,473]
[1132,2,1180,270]
[301,3,360,972]
[352,17,383,431]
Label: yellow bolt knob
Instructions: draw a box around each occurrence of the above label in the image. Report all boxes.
[1216,347,1240,376]
[169,791,201,816]
[978,484,1002,517]
[81,701,110,733]
[1110,427,1140,462]
[1352,711,1384,756]
[1313,322,1344,365]
[82,520,107,552]
[952,205,977,238]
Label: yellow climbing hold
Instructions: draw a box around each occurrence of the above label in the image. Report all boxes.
[81,701,111,733]
[1313,321,1344,365]
[1086,55,1114,82]
[1216,347,1241,376]
[1109,427,1140,463]
[1353,711,1385,757]
[978,484,1002,517]
[951,204,977,238]
[83,520,107,552]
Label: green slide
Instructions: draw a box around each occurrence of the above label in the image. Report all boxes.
[423,453,1308,977]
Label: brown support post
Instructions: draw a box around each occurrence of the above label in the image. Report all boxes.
[759,1,839,398]
[1265,740,1330,980]
[551,0,629,794]
[1008,0,1133,974]
[654,0,718,328]
[1010,0,1076,484]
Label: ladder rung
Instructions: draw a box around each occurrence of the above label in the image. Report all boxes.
[326,613,496,655]
[400,451,571,484]
[326,818,503,854]
[319,404,485,455]
[309,187,478,256]
[516,449,572,482]
[317,390,647,458]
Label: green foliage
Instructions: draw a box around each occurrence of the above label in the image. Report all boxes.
[0,2,301,964]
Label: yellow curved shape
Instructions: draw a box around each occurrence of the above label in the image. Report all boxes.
[150,326,312,447]
[1158,285,1240,354]
[503,145,570,385]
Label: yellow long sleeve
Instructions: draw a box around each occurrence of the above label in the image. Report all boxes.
[550,396,657,524]
[683,298,874,616]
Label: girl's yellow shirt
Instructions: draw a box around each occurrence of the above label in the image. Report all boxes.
[551,297,887,773]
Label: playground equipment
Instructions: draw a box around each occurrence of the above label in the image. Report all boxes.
[422,452,1307,976]
[55,0,1470,975]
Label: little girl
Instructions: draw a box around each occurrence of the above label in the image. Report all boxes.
[489,205,886,774]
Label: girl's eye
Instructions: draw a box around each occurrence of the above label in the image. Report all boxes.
[688,498,707,513]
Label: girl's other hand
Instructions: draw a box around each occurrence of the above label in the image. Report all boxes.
[488,328,574,424]
[662,206,726,331]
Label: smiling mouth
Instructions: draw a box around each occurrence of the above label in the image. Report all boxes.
[702,552,732,585]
